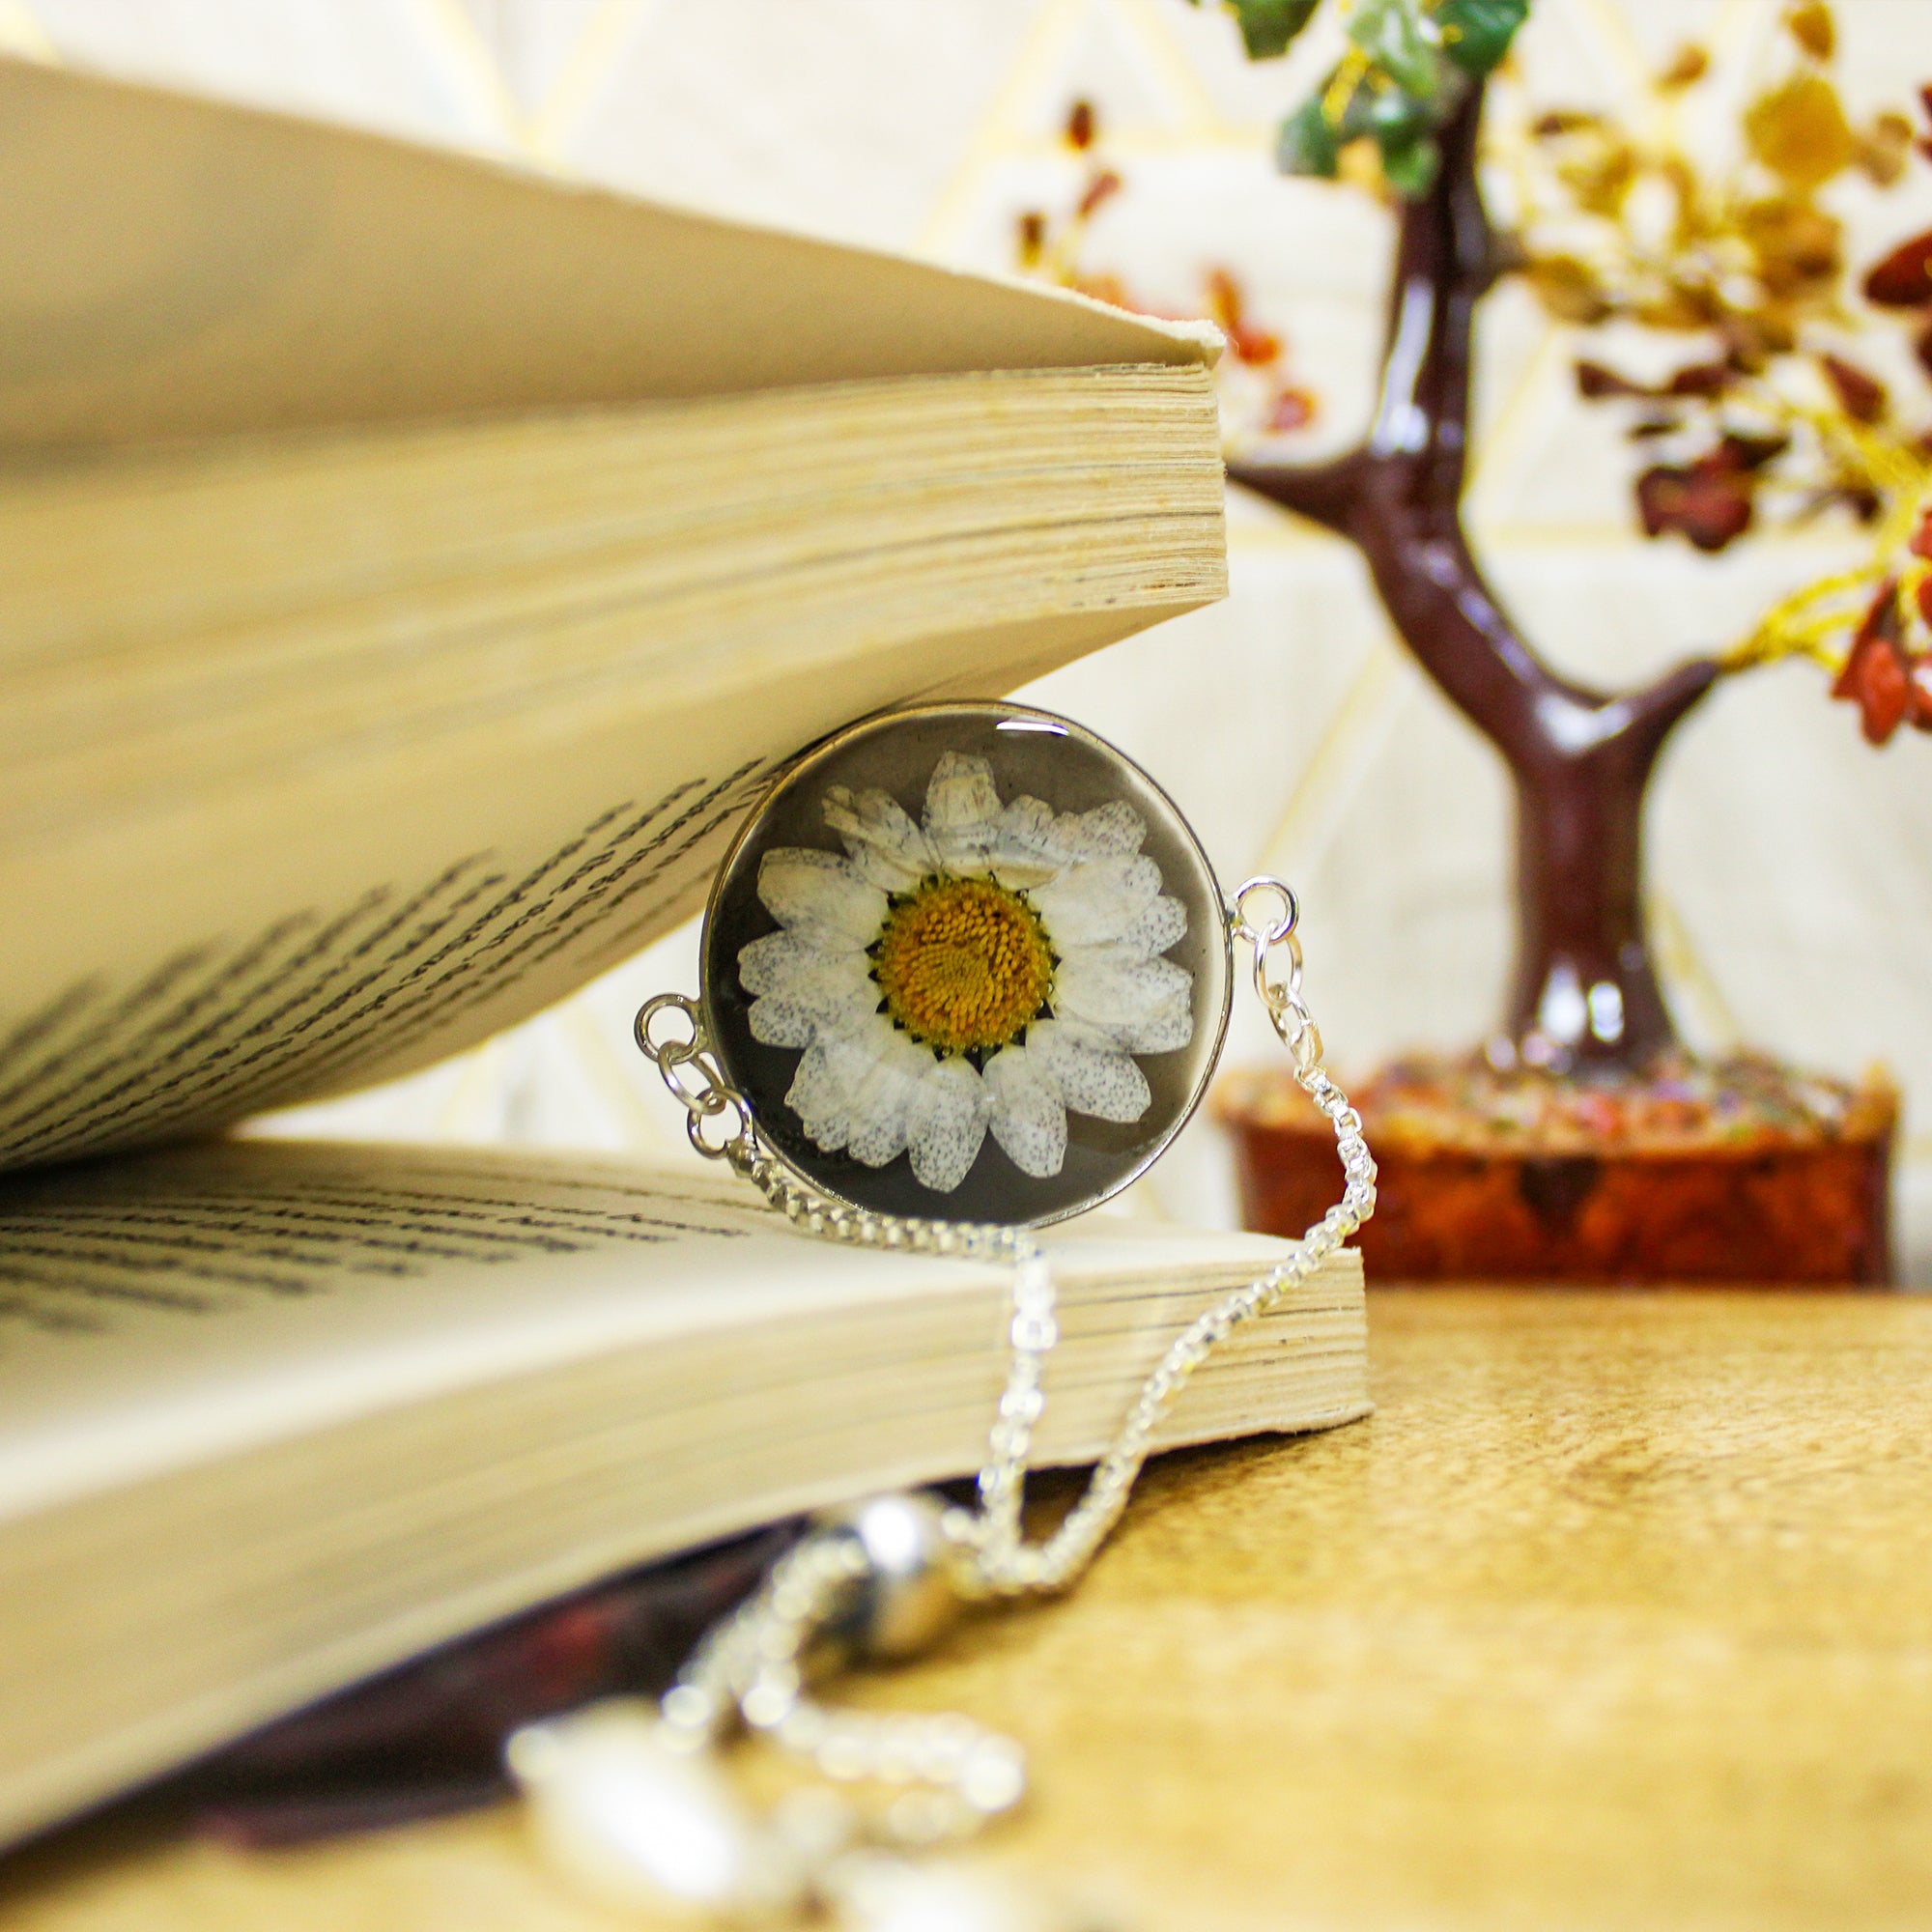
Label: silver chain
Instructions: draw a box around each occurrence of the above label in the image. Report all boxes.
[513,877,1375,1920]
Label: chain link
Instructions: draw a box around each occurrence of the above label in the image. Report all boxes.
[624,877,1375,1854]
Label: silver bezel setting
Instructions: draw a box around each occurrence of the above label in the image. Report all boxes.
[698,700,1234,1228]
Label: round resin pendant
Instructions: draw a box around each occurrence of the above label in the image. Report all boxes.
[700,702,1232,1226]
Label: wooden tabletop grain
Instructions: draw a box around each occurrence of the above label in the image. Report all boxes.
[7,1288,1932,1932]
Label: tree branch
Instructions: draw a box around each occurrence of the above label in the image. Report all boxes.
[1227,449,1368,535]
[1225,83,1724,768]
[1224,79,1731,1066]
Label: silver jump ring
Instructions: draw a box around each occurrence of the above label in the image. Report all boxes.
[1229,874,1299,948]
[1253,929,1305,1007]
[689,1092,752,1158]
[635,992,702,1065]
[658,1049,729,1119]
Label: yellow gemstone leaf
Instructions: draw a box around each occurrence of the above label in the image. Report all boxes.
[1524,254,1610,325]
[1658,43,1709,90]
[1633,284,1719,331]
[1739,196,1842,298]
[1855,111,1914,187]
[1558,142,1636,216]
[1784,1,1834,61]
[1745,73,1854,189]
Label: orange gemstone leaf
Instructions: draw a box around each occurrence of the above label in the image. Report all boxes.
[1863,228,1932,308]
[1821,352,1888,422]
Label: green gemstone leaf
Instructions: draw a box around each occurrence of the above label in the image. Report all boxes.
[1275,94,1342,177]
[1352,81,1434,142]
[1435,0,1530,75]
[1347,0,1443,99]
[1187,0,1321,61]
[1378,128,1442,194]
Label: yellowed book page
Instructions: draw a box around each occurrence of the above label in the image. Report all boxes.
[0,1141,1350,1521]
[0,1140,1366,1844]
[0,368,1223,1174]
[0,55,1215,449]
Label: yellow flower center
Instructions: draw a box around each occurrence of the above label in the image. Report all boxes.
[873,876,1054,1054]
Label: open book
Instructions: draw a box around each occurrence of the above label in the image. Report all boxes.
[0,60,1366,1852]
[0,1141,1366,1846]
[0,56,1224,1176]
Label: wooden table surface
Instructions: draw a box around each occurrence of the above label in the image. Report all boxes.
[8,1288,1932,1932]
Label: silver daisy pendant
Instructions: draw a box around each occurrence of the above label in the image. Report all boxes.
[700,703,1232,1226]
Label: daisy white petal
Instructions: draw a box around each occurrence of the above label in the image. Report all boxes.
[784,1018,902,1154]
[1054,949,1194,1053]
[906,1057,990,1192]
[923,752,1005,874]
[738,928,863,996]
[1027,1018,1151,1123]
[996,794,1057,857]
[1030,854,1162,949]
[982,1044,1068,1179]
[784,1034,866,1151]
[980,795,1064,888]
[1116,893,1186,957]
[1053,801,1146,858]
[842,1031,935,1167]
[758,848,888,943]
[747,953,877,1048]
[746,999,815,1048]
[823,785,937,893]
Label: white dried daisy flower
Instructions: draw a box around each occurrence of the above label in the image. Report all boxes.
[737,751,1192,1192]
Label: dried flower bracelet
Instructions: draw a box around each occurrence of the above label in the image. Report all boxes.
[507,701,1377,1929]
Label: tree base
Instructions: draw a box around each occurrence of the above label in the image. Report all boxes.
[1216,1050,1898,1285]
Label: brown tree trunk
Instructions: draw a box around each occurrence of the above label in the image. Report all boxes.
[1227,85,1720,1072]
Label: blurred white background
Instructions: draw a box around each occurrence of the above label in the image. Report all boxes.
[14,0,1932,1276]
